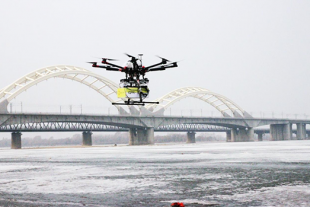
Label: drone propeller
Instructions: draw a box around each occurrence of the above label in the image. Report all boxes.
[87,62,97,66]
[124,53,137,58]
[125,53,139,61]
[156,55,171,64]
[101,58,118,61]
[101,58,119,64]
[92,56,118,61]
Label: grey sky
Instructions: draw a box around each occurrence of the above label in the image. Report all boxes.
[0,0,310,118]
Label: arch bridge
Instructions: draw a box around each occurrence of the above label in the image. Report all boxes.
[1,65,309,149]
[0,65,251,118]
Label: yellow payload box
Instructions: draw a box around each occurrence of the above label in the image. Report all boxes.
[117,87,148,98]
[117,88,127,98]
[117,87,140,98]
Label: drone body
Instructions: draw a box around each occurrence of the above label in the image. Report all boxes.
[88,54,178,106]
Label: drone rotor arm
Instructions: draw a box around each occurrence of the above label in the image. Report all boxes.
[104,62,124,69]
[99,58,124,69]
[106,68,121,71]
[144,62,164,70]
[147,68,166,72]
[94,65,121,71]
[88,60,123,71]
[146,62,178,72]
[144,56,175,70]
[166,61,178,68]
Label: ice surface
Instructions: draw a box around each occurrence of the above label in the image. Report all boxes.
[0,141,310,206]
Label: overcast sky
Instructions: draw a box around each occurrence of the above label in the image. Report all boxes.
[0,0,310,119]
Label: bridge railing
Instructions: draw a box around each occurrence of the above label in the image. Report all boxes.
[6,102,310,119]
[7,102,120,116]
[7,102,225,117]
[247,111,310,120]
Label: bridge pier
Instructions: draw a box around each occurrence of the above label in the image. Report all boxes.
[231,127,254,142]
[296,123,306,140]
[226,131,231,142]
[11,132,22,149]
[270,124,292,141]
[186,131,196,143]
[129,127,154,145]
[256,132,264,141]
[0,99,9,114]
[82,131,92,146]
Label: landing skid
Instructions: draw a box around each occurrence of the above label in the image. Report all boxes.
[112,101,159,106]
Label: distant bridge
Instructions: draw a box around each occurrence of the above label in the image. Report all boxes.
[0,114,306,135]
[0,113,309,149]
[0,65,309,149]
[0,119,229,132]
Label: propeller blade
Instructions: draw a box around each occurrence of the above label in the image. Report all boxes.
[124,53,137,58]
[101,58,118,61]
[92,56,118,61]
[87,62,97,67]
[156,55,171,63]
[124,53,139,63]
[101,58,118,64]
[124,53,139,61]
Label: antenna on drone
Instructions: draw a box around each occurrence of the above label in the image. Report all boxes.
[138,54,143,61]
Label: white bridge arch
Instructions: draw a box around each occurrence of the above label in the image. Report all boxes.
[145,87,251,117]
[0,65,127,114]
[0,65,250,117]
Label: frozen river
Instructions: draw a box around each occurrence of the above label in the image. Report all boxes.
[0,141,310,207]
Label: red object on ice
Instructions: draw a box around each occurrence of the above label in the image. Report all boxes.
[171,202,185,207]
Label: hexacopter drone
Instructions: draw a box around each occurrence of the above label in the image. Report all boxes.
[88,54,178,106]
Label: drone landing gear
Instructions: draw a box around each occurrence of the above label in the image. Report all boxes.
[112,100,159,106]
